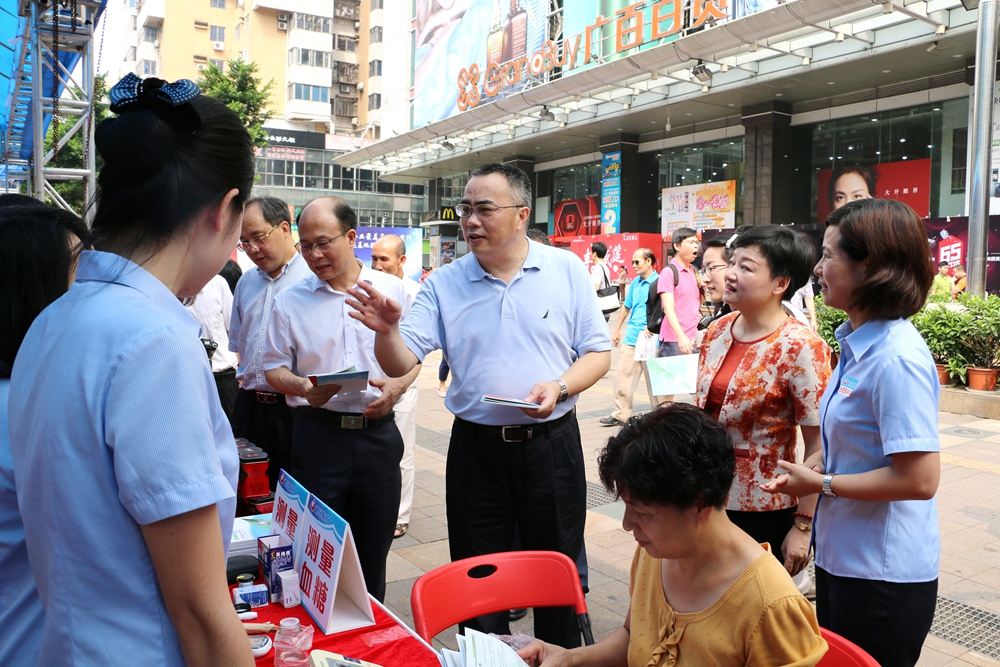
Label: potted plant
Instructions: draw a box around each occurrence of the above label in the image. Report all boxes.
[910,304,965,386]
[955,294,1000,391]
[815,294,848,369]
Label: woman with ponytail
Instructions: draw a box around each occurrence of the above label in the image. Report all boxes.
[7,75,255,667]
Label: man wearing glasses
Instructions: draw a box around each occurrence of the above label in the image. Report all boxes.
[229,196,311,490]
[263,197,414,603]
[599,248,658,427]
[347,163,611,647]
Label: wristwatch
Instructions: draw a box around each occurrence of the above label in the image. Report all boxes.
[822,474,838,499]
[793,522,812,533]
[555,378,569,404]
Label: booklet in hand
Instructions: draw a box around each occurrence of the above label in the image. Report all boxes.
[441,629,526,667]
[308,366,370,393]
[480,394,540,409]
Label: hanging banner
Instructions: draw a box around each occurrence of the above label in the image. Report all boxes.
[354,226,424,283]
[298,494,375,635]
[661,180,736,234]
[569,232,663,279]
[816,158,931,224]
[554,196,601,237]
[601,151,622,234]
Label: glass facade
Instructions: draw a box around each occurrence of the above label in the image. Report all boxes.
[658,136,745,228]
[806,97,969,221]
[254,145,426,226]
[553,162,601,203]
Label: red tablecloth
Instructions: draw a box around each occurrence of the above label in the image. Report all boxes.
[247,594,440,667]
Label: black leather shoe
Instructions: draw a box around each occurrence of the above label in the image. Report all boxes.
[599,416,624,426]
[510,608,528,621]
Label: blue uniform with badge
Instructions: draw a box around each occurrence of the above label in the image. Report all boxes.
[8,251,239,667]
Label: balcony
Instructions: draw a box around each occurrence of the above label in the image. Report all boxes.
[137,0,164,28]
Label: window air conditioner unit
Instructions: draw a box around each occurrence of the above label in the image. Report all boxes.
[354,21,361,29]
[197,64,208,71]
[277,12,288,21]
[351,116,358,125]
[213,41,225,50]
[357,81,364,91]
[277,21,287,30]
[153,40,160,48]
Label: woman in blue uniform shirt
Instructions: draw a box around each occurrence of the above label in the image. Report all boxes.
[762,197,940,667]
[8,75,256,667]
[0,205,89,666]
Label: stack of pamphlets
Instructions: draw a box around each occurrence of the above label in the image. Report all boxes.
[230,513,273,557]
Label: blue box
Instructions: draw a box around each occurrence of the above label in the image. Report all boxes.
[258,534,294,603]
[232,584,269,608]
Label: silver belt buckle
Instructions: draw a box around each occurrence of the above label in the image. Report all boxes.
[501,425,532,443]
[341,415,365,429]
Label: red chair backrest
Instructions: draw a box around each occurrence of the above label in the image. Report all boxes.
[818,628,881,667]
[410,551,588,643]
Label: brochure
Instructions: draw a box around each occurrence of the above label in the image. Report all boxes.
[308,366,370,393]
[480,394,540,409]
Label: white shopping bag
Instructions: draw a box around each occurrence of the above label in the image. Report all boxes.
[634,329,659,361]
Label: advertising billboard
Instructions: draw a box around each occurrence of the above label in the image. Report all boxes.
[569,233,664,280]
[601,151,622,234]
[413,0,547,127]
[816,158,931,224]
[661,180,737,234]
[925,216,1000,292]
[554,196,601,237]
[354,226,424,283]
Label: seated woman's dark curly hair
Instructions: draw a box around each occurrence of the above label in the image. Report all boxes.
[598,403,735,510]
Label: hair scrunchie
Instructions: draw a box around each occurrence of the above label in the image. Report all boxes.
[95,74,203,180]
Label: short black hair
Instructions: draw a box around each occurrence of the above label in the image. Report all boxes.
[591,241,607,259]
[218,259,242,295]
[248,196,291,227]
[598,403,735,510]
[732,225,816,300]
[938,261,949,267]
[470,162,532,207]
[0,206,90,371]
[0,193,46,208]
[526,228,552,246]
[671,227,697,249]
[703,232,737,263]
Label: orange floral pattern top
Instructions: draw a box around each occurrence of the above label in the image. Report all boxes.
[696,312,831,512]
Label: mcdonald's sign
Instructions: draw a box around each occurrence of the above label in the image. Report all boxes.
[439,206,458,221]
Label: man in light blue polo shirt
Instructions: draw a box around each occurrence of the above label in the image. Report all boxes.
[600,248,658,427]
[348,163,611,648]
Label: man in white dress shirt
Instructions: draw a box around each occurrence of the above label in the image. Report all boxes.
[229,197,312,490]
[370,234,421,540]
[263,197,416,602]
[184,273,238,423]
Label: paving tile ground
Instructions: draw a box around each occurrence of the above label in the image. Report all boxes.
[381,313,1000,664]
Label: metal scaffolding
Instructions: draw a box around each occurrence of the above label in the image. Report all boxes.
[3,1,101,213]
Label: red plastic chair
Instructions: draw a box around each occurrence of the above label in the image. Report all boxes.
[410,550,595,645]
[817,628,881,666]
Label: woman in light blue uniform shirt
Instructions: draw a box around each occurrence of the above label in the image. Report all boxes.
[8,75,256,667]
[0,205,89,665]
[763,198,940,667]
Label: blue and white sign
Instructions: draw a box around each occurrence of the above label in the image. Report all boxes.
[601,151,622,234]
[354,226,423,283]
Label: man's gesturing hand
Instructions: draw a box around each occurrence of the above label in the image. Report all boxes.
[347,281,403,333]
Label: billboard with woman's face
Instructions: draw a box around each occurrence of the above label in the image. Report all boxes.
[816,158,931,223]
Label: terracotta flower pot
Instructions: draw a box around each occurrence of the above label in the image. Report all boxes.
[966,367,1000,392]
[935,363,953,386]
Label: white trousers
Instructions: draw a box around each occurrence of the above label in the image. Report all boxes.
[394,383,418,525]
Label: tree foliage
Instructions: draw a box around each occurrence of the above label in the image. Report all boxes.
[198,59,274,148]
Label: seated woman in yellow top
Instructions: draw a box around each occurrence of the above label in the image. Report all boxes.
[518,403,827,667]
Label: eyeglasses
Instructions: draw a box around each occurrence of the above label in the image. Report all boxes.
[454,203,526,220]
[237,224,280,252]
[631,259,647,266]
[699,263,729,277]
[295,232,347,255]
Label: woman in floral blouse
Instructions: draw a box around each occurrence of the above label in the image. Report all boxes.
[696,225,830,577]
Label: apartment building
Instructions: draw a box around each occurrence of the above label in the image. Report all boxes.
[115,0,424,226]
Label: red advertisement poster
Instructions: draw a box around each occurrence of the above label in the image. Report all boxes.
[816,158,931,223]
[568,233,663,280]
[924,216,1000,293]
[554,196,601,237]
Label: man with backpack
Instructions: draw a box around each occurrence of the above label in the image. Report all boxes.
[651,228,701,405]
[600,248,659,427]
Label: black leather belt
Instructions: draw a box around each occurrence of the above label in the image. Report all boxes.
[298,406,395,430]
[455,410,575,443]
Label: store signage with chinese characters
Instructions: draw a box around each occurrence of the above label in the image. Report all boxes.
[265,128,326,149]
[354,226,424,282]
[554,196,601,237]
[569,232,663,278]
[298,494,375,635]
[661,180,737,234]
